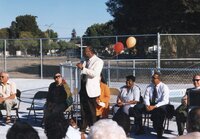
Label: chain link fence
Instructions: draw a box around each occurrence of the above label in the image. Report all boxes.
[0,33,200,92]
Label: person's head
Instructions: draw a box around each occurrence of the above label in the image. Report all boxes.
[126,75,135,88]
[44,112,68,139]
[84,46,95,59]
[6,121,39,139]
[187,107,200,133]
[69,117,77,128]
[87,119,126,139]
[151,71,161,85]
[0,71,9,84]
[54,73,62,85]
[192,74,200,88]
[100,73,107,84]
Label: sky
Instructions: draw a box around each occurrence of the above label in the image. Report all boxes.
[0,0,113,38]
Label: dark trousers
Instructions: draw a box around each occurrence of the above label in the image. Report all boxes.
[175,104,188,135]
[80,85,97,132]
[129,104,174,131]
[129,103,145,129]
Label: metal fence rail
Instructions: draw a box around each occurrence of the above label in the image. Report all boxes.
[60,60,198,103]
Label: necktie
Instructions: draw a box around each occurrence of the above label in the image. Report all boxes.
[152,85,158,104]
[86,59,90,68]
[81,60,90,84]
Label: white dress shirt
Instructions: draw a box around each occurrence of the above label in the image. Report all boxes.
[144,82,170,107]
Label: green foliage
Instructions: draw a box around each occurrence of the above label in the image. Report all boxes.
[13,31,38,56]
[83,22,115,49]
[0,28,9,39]
[45,29,58,39]
[106,0,200,34]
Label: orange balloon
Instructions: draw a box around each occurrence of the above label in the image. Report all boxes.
[126,37,136,48]
[114,42,124,53]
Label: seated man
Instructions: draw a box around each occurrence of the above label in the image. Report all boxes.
[130,72,174,137]
[0,71,17,124]
[175,74,200,136]
[173,107,200,139]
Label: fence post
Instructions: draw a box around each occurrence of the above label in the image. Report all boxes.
[40,39,43,79]
[157,33,161,70]
[4,40,7,71]
[115,36,118,43]
[133,60,135,76]
[60,63,64,76]
[108,60,111,87]
[80,37,83,59]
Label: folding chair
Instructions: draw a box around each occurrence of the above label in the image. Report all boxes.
[27,91,48,123]
[109,88,120,117]
[0,89,22,123]
[64,88,79,120]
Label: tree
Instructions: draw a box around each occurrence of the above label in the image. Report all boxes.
[106,0,200,58]
[106,0,200,34]
[0,28,9,39]
[45,29,58,39]
[83,22,115,49]
[13,31,38,56]
[0,28,10,51]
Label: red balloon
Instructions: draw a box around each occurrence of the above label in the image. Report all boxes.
[114,42,124,53]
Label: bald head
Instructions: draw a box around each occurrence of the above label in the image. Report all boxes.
[0,72,9,84]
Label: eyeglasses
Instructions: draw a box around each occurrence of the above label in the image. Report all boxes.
[54,75,61,79]
[192,79,200,82]
[152,76,158,79]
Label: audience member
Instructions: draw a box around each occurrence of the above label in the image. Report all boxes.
[87,119,127,139]
[44,112,68,139]
[96,73,110,120]
[132,72,174,137]
[45,73,69,117]
[0,71,17,124]
[175,73,200,135]
[172,107,200,139]
[45,112,85,139]
[6,121,39,139]
[112,107,131,135]
[76,46,104,133]
[113,75,141,115]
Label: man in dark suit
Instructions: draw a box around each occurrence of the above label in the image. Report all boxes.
[76,46,104,133]
[175,74,200,136]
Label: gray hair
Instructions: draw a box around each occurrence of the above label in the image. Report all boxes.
[87,119,126,139]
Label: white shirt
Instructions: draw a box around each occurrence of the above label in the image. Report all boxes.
[119,85,140,105]
[144,82,170,107]
[0,81,16,98]
[66,126,81,139]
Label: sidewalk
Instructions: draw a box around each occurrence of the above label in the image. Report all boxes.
[0,79,183,139]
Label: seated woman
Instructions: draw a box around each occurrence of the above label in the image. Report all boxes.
[45,73,68,116]
[96,73,110,120]
[113,75,141,115]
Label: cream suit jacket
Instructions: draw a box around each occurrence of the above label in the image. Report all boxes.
[81,55,104,98]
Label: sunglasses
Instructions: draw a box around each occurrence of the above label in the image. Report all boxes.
[192,79,200,82]
[54,75,61,79]
[152,76,158,79]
